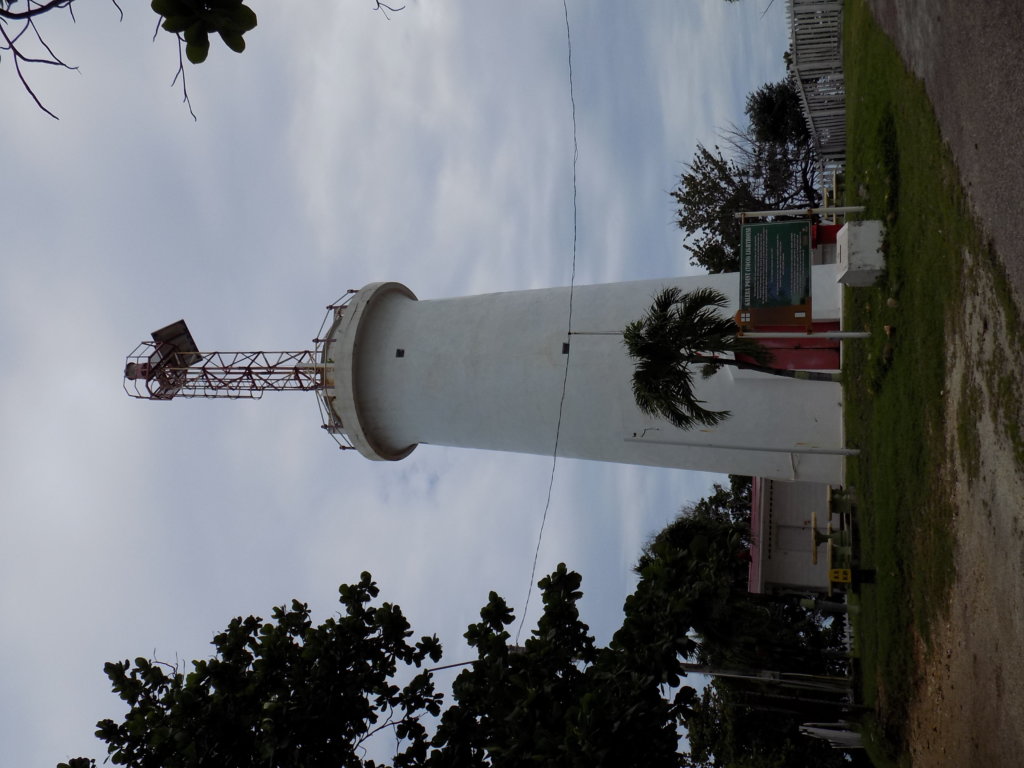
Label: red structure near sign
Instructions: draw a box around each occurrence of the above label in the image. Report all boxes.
[736,321,841,372]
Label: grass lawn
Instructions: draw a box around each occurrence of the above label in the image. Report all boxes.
[840,0,1024,764]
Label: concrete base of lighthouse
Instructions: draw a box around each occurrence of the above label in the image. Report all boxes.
[324,267,850,484]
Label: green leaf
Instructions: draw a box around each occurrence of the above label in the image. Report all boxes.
[183,22,208,46]
[218,30,245,52]
[186,41,210,64]
[151,0,182,17]
[161,15,192,33]
[232,4,258,32]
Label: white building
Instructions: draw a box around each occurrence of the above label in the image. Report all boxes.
[747,477,833,595]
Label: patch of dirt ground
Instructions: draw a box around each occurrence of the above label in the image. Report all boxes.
[905,251,1024,766]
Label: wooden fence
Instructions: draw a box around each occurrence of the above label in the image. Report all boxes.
[786,0,846,175]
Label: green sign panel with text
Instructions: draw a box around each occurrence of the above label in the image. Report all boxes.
[736,220,812,329]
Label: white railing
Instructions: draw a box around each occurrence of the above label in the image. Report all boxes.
[786,0,846,176]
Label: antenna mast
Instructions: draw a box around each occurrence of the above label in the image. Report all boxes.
[123,298,357,448]
[123,295,358,402]
[124,318,332,401]
[125,345,323,400]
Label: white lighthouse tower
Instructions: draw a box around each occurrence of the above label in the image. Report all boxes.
[125,266,850,483]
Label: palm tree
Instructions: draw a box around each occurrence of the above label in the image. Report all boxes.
[622,286,839,430]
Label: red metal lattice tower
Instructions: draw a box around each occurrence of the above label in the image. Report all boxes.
[124,344,325,400]
[123,306,345,402]
[123,298,358,448]
[124,319,327,400]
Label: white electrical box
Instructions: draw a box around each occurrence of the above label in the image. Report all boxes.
[836,220,886,287]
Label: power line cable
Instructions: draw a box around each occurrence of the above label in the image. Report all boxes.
[516,0,578,645]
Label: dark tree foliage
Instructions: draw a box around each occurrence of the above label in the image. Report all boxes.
[634,496,750,581]
[61,572,444,768]
[631,500,754,671]
[631,481,855,768]
[1,0,257,117]
[432,564,690,768]
[671,145,762,274]
[4,1,398,118]
[746,78,811,147]
[61,479,850,768]
[672,77,820,274]
[686,682,852,768]
[635,480,846,674]
[152,0,259,65]
[62,566,694,768]
[689,474,752,529]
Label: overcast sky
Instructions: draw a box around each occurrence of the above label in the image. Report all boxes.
[2,1,788,764]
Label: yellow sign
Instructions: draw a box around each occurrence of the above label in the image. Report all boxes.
[829,568,852,584]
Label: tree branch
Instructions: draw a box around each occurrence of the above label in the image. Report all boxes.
[0,17,68,118]
[353,711,420,750]
[5,0,162,119]
[168,31,197,121]
[372,1,405,20]
[0,0,72,21]
[2,0,83,118]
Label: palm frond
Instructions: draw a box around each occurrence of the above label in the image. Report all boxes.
[624,286,769,430]
[631,363,731,430]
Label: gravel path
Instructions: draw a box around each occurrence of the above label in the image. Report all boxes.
[906,253,1024,767]
[860,3,1024,765]
[864,0,1024,304]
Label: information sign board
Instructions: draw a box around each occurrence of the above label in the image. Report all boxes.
[735,220,813,330]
